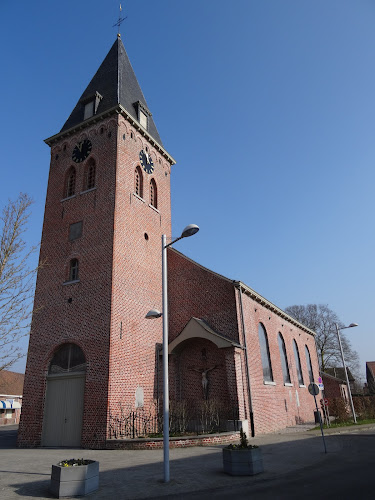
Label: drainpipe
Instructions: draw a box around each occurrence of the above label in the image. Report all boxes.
[236,282,255,437]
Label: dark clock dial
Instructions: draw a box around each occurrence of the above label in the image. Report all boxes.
[139,150,154,174]
[72,139,92,163]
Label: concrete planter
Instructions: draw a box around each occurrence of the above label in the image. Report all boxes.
[50,460,99,498]
[223,447,263,476]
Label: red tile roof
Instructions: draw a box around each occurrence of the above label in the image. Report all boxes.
[366,361,375,377]
[0,370,24,396]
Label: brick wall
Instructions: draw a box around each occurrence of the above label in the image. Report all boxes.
[19,118,118,447]
[322,373,345,399]
[239,287,320,434]
[107,116,172,431]
[167,251,319,436]
[167,249,241,417]
[107,431,240,449]
[19,114,173,448]
[168,250,239,343]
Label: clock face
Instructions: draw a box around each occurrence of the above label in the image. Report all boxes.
[139,149,154,174]
[72,139,92,163]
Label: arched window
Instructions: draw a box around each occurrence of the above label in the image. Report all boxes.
[135,166,143,198]
[69,258,79,281]
[48,343,86,374]
[85,159,96,190]
[293,340,304,386]
[258,323,273,382]
[278,333,291,384]
[305,345,314,383]
[150,178,157,208]
[65,167,76,197]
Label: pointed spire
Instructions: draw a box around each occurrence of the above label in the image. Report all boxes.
[61,37,162,145]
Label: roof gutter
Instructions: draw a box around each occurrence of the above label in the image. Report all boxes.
[233,281,316,337]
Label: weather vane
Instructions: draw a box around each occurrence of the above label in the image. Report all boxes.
[113,3,127,36]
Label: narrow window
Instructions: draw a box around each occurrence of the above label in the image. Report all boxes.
[258,323,274,382]
[293,340,304,386]
[305,345,314,383]
[85,160,96,190]
[69,258,79,281]
[278,333,291,384]
[135,166,143,198]
[150,179,157,208]
[65,167,76,198]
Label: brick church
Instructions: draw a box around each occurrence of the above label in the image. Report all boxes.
[18,36,319,448]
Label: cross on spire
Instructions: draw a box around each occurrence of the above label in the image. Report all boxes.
[113,3,127,36]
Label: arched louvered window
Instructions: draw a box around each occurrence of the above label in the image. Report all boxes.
[305,345,314,383]
[135,166,143,198]
[278,333,291,384]
[85,159,96,190]
[49,343,86,374]
[150,178,157,208]
[258,323,274,382]
[65,167,76,198]
[293,340,304,386]
[69,258,79,282]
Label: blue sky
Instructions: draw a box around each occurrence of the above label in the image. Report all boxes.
[1,0,374,378]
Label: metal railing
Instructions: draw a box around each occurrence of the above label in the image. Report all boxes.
[108,404,239,439]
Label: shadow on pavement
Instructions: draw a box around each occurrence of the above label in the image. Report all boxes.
[2,425,375,499]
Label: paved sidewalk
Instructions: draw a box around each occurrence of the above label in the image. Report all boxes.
[1,424,374,499]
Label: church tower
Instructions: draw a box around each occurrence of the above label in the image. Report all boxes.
[18,36,174,448]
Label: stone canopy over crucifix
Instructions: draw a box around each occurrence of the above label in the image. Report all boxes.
[189,365,218,400]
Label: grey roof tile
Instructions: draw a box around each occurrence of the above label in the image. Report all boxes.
[61,36,162,145]
[325,367,355,382]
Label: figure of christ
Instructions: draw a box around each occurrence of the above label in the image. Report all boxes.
[189,365,218,400]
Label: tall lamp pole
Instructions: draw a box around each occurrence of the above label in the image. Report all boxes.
[146,224,199,483]
[335,322,358,424]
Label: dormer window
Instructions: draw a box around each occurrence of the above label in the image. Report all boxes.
[84,101,94,120]
[82,92,103,121]
[135,101,151,131]
[140,110,148,129]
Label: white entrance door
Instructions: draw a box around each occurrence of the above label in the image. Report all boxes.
[42,374,85,447]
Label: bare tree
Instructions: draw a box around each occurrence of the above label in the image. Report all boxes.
[284,304,359,374]
[0,193,36,371]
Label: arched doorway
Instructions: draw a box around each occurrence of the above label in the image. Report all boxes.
[42,343,86,447]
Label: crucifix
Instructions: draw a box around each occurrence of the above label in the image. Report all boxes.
[189,365,218,400]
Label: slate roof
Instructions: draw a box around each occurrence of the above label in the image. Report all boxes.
[321,371,346,383]
[0,370,24,396]
[61,36,162,145]
[325,367,355,382]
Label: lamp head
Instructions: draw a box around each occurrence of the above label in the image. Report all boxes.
[181,224,199,238]
[145,309,162,319]
[348,323,358,328]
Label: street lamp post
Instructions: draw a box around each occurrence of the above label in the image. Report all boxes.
[335,322,358,424]
[146,224,199,483]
